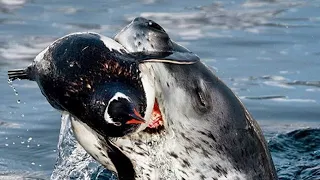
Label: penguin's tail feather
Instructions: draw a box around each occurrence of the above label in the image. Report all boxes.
[8,69,30,81]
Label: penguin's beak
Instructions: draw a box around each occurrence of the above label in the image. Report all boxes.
[126,109,146,124]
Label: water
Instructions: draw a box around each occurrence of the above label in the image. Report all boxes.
[0,0,319,179]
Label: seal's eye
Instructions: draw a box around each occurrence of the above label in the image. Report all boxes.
[147,21,165,32]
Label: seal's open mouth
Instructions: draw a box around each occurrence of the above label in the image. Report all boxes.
[144,99,164,133]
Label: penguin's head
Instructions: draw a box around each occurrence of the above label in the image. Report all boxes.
[103,92,145,127]
[80,82,147,137]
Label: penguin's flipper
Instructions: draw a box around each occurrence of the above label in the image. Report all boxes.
[8,68,31,81]
[130,51,200,65]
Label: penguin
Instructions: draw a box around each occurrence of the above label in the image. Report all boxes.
[7,31,199,179]
[7,33,153,179]
[112,17,278,180]
[8,32,148,137]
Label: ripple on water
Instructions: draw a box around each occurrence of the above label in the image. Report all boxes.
[269,128,320,180]
[0,0,26,13]
[0,37,54,67]
[120,1,310,41]
[0,171,47,180]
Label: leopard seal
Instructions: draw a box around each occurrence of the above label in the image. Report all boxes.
[112,17,278,180]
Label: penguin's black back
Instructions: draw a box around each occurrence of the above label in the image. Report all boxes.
[32,33,145,119]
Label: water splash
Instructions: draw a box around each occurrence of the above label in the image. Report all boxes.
[7,79,21,104]
[51,112,117,180]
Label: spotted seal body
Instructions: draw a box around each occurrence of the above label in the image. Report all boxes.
[114,17,278,180]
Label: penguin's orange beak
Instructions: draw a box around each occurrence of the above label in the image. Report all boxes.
[126,109,145,124]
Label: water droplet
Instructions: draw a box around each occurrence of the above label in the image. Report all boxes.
[12,142,15,145]
[27,137,32,142]
[8,79,22,104]
[5,144,8,147]
[31,162,35,165]
[21,114,25,118]
[21,141,25,144]
[27,145,30,148]
[39,164,42,167]
[37,144,40,147]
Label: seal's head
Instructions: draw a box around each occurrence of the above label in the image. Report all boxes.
[115,17,199,64]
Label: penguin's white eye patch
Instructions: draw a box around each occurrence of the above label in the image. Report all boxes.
[103,92,131,125]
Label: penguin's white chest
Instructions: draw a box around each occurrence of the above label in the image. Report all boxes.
[69,114,117,173]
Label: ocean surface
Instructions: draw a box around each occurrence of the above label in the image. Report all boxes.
[0,0,319,179]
